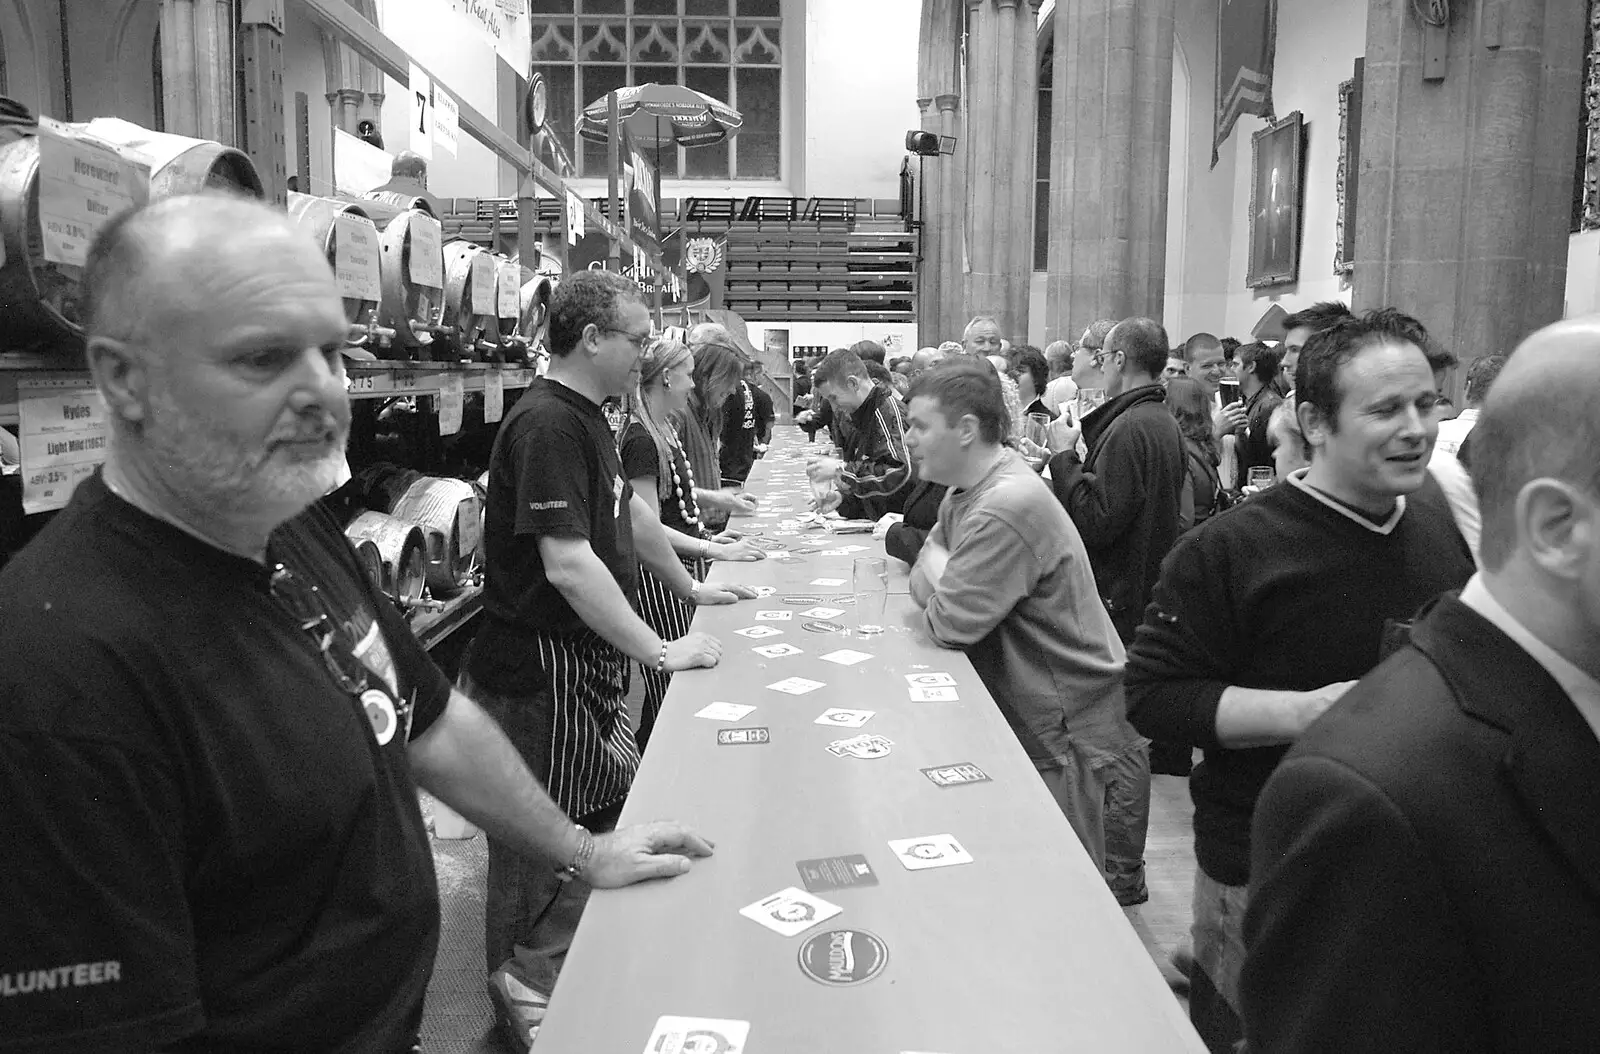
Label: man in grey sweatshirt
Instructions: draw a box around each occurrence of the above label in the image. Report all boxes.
[907,361,1142,872]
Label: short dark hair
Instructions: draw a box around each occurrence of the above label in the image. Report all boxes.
[908,360,1006,445]
[1182,332,1222,362]
[547,270,645,357]
[813,348,869,389]
[1220,337,1241,360]
[1282,300,1355,336]
[1013,346,1047,391]
[1111,318,1172,379]
[1464,355,1506,405]
[1295,308,1433,426]
[1237,342,1284,387]
[1471,358,1600,570]
[850,339,887,364]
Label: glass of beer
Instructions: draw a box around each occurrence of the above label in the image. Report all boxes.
[852,557,888,636]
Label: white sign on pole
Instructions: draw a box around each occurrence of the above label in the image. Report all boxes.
[333,128,393,196]
[566,191,585,246]
[484,370,505,423]
[432,88,460,158]
[35,119,147,268]
[18,378,109,514]
[332,213,382,302]
[438,373,465,436]
[408,213,444,288]
[409,63,433,160]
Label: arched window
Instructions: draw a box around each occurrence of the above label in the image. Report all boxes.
[531,0,785,181]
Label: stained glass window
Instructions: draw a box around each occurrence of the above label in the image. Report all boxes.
[531,0,784,180]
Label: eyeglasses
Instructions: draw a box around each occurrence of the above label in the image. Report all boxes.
[268,562,372,696]
[601,327,652,351]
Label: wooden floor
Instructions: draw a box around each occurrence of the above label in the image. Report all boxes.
[418,770,1199,1050]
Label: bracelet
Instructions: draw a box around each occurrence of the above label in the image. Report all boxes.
[689,580,702,603]
[556,824,595,883]
[656,640,668,672]
[700,538,710,559]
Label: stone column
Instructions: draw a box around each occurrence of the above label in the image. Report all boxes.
[962,0,1039,337]
[1353,0,1586,376]
[1043,0,1174,342]
[917,0,963,342]
[159,0,237,144]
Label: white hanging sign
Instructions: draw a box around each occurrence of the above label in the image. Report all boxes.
[35,118,147,267]
[566,191,585,246]
[18,378,109,514]
[432,88,460,158]
[470,252,496,316]
[484,370,505,423]
[497,262,520,318]
[409,64,433,160]
[438,373,464,435]
[333,128,392,196]
[332,213,382,302]
[408,213,444,288]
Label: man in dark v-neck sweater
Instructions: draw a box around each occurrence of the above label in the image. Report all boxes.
[1125,309,1474,1052]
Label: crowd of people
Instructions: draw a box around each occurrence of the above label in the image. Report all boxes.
[793,306,1597,1053]
[2,192,1597,1054]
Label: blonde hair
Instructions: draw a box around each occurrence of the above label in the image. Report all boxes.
[623,338,693,500]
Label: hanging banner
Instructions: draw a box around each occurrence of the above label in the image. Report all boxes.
[18,377,109,514]
[433,88,460,158]
[438,373,464,435]
[35,118,148,268]
[447,0,528,74]
[1214,0,1277,167]
[409,63,433,160]
[333,128,393,196]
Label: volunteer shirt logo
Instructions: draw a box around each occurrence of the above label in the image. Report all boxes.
[1,960,121,997]
[529,499,568,511]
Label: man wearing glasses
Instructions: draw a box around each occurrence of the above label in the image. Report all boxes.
[465,268,748,1049]
[0,198,718,1054]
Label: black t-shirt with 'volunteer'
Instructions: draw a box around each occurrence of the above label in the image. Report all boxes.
[0,473,452,1054]
[470,377,638,693]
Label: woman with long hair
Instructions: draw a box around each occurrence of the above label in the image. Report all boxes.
[682,328,758,531]
[619,337,761,749]
[1166,377,1225,532]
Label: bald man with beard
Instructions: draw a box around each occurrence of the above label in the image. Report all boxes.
[0,195,712,1053]
[1242,318,1600,1052]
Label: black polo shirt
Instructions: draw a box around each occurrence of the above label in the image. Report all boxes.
[719,381,775,485]
[471,377,637,692]
[621,420,697,536]
[0,473,451,1053]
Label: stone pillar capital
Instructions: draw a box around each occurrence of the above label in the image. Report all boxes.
[326,88,365,107]
[935,92,961,114]
[996,0,1021,10]
[965,0,986,13]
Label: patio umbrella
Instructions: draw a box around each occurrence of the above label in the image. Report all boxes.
[576,82,743,152]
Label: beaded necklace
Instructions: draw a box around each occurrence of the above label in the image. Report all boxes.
[666,432,701,531]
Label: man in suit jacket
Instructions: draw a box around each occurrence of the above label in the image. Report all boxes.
[1241,318,1600,1052]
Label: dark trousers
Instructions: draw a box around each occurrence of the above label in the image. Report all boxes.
[459,669,626,994]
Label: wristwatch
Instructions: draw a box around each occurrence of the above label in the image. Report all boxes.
[556,824,595,882]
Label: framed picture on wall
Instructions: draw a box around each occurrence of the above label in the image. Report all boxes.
[1247,111,1306,288]
[1335,60,1365,275]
